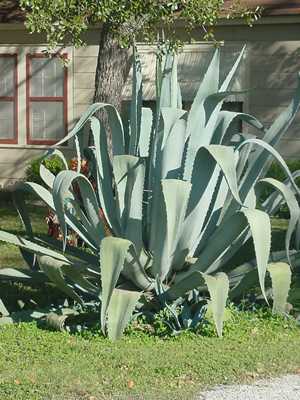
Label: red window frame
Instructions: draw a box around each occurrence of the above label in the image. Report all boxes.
[0,54,18,145]
[26,53,68,145]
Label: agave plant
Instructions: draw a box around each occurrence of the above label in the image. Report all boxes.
[1,46,300,339]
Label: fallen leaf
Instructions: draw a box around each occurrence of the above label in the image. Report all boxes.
[14,379,21,385]
[127,380,134,389]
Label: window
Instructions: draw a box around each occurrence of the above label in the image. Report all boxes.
[26,54,68,145]
[0,54,17,144]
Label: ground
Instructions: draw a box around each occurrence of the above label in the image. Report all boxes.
[0,201,299,400]
[0,312,299,400]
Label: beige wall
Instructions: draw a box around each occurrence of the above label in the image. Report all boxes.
[0,20,300,186]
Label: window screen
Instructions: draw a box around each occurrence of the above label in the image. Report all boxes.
[27,55,67,144]
[0,55,17,143]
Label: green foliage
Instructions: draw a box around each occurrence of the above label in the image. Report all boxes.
[20,0,260,50]
[267,160,300,182]
[25,156,65,186]
[1,46,300,340]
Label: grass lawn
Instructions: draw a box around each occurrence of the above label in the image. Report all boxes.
[0,312,299,400]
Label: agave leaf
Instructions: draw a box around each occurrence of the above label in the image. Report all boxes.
[55,103,125,156]
[113,155,145,254]
[12,189,33,238]
[37,255,83,304]
[259,177,300,265]
[239,138,300,199]
[203,272,229,337]
[107,288,141,340]
[268,262,292,314]
[122,248,154,290]
[175,207,271,304]
[184,47,244,180]
[160,110,187,179]
[151,179,192,280]
[0,268,47,283]
[186,49,220,140]
[178,213,248,278]
[34,234,99,268]
[39,163,56,188]
[0,299,9,317]
[139,107,153,157]
[12,189,39,270]
[160,52,181,109]
[151,107,186,181]
[19,180,98,250]
[178,145,242,258]
[219,46,246,91]
[208,228,251,276]
[213,110,264,145]
[238,74,300,201]
[0,230,71,262]
[74,134,82,172]
[160,108,186,150]
[155,49,164,123]
[166,271,205,301]
[53,170,104,250]
[230,251,300,300]
[149,107,187,238]
[129,46,143,156]
[113,157,142,221]
[223,135,300,225]
[100,237,132,334]
[262,170,300,216]
[61,264,99,296]
[198,145,242,205]
[229,263,261,300]
[236,135,255,181]
[263,73,300,147]
[240,209,271,302]
[90,116,121,234]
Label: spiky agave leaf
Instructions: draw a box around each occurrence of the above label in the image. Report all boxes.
[268,262,292,315]
[107,288,141,341]
[203,273,229,338]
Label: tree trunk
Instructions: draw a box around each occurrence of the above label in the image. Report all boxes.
[94,23,132,111]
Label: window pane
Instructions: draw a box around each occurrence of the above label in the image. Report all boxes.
[30,102,64,140]
[0,101,14,139]
[31,58,64,97]
[0,57,14,97]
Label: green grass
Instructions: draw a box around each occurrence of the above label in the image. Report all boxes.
[0,311,299,400]
[0,201,48,268]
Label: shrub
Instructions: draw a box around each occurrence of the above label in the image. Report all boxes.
[25,155,66,186]
[1,46,300,339]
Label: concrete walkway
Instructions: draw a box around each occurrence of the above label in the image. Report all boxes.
[196,375,300,400]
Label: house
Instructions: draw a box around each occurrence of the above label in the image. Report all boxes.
[0,1,300,186]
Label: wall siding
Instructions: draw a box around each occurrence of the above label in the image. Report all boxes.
[1,22,300,185]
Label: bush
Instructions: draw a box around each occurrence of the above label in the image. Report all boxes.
[1,47,300,340]
[25,155,65,186]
